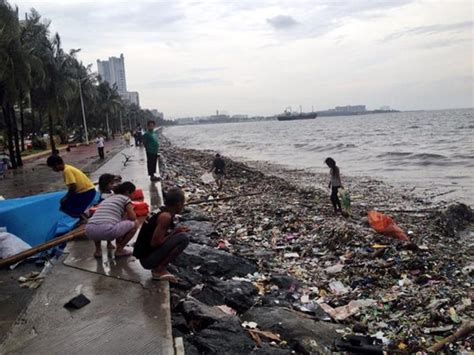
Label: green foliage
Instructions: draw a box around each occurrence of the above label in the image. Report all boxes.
[0,0,171,166]
[31,136,46,150]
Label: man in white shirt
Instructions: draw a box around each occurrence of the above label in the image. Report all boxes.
[96,133,105,160]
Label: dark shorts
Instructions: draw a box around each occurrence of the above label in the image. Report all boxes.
[139,232,189,270]
[61,189,97,218]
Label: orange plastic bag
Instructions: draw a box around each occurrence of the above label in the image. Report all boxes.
[367,210,409,241]
[130,189,144,201]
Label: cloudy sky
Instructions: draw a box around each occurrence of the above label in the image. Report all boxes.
[14,0,474,117]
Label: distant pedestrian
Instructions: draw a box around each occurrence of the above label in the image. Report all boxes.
[86,182,139,258]
[142,120,161,182]
[134,125,142,147]
[209,153,226,190]
[96,133,105,159]
[123,131,132,146]
[46,155,97,221]
[133,187,190,283]
[325,157,342,214]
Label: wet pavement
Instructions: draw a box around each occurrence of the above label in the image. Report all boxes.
[0,139,125,198]
[0,146,173,354]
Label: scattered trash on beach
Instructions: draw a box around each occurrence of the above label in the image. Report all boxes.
[161,137,473,353]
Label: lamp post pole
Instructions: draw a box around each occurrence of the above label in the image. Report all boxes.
[78,79,89,144]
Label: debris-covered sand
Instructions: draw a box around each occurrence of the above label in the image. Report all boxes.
[160,136,473,354]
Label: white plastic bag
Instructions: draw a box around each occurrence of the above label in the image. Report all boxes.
[201,173,215,185]
[0,232,31,259]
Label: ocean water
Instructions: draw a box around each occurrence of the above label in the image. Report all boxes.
[165,109,474,205]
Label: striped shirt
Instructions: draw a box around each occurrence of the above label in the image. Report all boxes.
[88,194,131,225]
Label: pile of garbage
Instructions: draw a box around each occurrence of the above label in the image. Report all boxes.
[161,137,473,353]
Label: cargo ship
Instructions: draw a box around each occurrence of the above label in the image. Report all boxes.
[277,107,317,121]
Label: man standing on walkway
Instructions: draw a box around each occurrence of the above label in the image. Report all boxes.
[143,120,160,182]
[95,133,105,160]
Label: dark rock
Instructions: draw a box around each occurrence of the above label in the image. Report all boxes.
[182,337,201,355]
[250,345,292,354]
[189,317,255,354]
[177,220,217,246]
[181,296,235,330]
[271,274,300,290]
[174,242,257,278]
[172,313,189,335]
[180,207,210,222]
[261,294,293,309]
[242,307,342,354]
[191,277,258,313]
[435,203,473,237]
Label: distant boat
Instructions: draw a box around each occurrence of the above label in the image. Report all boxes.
[277,110,318,121]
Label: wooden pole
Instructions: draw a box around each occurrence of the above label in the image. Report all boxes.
[187,192,263,205]
[427,321,474,353]
[0,226,85,269]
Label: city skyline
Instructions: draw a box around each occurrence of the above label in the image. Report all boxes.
[14,0,474,117]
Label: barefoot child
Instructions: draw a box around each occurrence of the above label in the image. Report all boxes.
[133,187,190,282]
[47,155,96,221]
[325,157,343,214]
[85,182,139,258]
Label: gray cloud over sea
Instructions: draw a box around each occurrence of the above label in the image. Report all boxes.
[14,0,474,117]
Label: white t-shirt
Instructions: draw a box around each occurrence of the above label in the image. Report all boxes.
[96,137,104,148]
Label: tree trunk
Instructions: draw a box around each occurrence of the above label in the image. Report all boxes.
[2,104,17,169]
[38,111,43,134]
[20,92,25,151]
[31,108,36,137]
[11,107,23,167]
[48,111,56,153]
[106,111,110,138]
[56,95,67,144]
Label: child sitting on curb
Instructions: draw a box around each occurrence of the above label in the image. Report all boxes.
[133,187,190,283]
[86,182,139,258]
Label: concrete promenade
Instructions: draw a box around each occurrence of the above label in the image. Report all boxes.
[1,146,175,354]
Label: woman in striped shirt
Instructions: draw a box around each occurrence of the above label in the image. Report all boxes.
[86,182,139,258]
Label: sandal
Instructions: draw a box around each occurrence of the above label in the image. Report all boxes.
[152,273,180,284]
[114,249,132,257]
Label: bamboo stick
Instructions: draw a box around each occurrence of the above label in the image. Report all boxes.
[0,225,85,268]
[187,192,263,205]
[427,321,474,353]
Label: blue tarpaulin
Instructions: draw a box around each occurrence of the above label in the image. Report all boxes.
[0,190,99,247]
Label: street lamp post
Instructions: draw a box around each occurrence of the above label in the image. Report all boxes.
[78,79,89,144]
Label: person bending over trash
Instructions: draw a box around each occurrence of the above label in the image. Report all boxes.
[325,157,343,214]
[133,187,190,283]
[85,182,139,258]
[47,155,96,221]
[209,153,226,190]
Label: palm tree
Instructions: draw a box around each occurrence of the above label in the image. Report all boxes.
[97,81,122,138]
[0,0,28,167]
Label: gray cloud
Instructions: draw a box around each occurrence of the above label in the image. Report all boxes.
[267,15,299,30]
[139,77,230,88]
[385,21,474,41]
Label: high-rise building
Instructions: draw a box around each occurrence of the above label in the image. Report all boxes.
[97,54,127,93]
[97,53,141,107]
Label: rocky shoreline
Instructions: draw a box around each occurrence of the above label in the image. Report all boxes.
[160,137,473,354]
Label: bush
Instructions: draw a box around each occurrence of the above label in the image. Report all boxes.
[32,137,47,150]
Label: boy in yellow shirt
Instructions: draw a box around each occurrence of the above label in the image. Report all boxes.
[47,155,97,220]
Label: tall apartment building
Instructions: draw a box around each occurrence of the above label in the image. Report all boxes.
[97,53,140,107]
[97,54,127,93]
